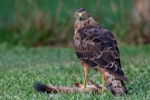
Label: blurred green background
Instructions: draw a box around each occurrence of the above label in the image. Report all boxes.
[0,0,133,47]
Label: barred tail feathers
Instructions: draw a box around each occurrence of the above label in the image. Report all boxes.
[103,72,128,96]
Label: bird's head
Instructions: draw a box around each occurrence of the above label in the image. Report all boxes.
[74,8,90,22]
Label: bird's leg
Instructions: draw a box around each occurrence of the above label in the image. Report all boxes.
[81,61,90,91]
[101,71,105,93]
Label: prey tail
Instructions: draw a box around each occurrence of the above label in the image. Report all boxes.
[33,82,53,93]
[103,72,128,96]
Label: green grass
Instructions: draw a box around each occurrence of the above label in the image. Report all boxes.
[0,43,150,100]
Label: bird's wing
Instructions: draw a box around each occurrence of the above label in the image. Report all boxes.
[73,25,129,83]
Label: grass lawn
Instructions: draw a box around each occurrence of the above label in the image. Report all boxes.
[0,43,150,100]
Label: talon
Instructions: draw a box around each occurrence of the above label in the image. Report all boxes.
[100,87,104,93]
[81,85,87,92]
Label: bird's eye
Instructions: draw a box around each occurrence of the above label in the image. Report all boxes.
[82,14,87,19]
[82,13,89,19]
[73,13,79,19]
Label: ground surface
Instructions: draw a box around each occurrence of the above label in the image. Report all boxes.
[0,44,150,100]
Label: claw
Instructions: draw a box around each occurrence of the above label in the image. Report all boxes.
[81,84,87,92]
[74,82,87,92]
[100,86,104,93]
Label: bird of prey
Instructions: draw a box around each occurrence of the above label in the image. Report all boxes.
[73,8,130,96]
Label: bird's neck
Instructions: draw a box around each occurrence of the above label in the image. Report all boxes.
[74,17,99,32]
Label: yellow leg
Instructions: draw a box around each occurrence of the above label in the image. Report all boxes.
[82,71,88,89]
[81,61,90,91]
[101,71,104,93]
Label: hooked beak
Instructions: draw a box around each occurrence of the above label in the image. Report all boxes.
[78,13,83,21]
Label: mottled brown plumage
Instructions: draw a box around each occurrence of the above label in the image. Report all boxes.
[73,8,129,96]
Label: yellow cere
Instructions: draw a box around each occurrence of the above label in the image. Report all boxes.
[78,13,83,17]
